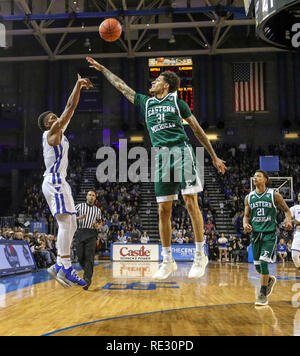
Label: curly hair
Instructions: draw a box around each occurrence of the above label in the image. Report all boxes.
[37,111,51,132]
[161,71,181,93]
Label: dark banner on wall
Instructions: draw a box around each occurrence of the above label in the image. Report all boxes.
[77,68,102,112]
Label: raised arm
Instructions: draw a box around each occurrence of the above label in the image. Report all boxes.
[275,192,293,230]
[47,74,93,146]
[184,114,226,174]
[243,195,253,233]
[86,57,136,104]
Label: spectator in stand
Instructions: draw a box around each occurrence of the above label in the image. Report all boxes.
[217,233,228,262]
[235,211,244,236]
[33,236,53,268]
[15,231,24,241]
[124,228,131,242]
[171,232,177,244]
[241,234,250,247]
[208,240,218,261]
[206,210,215,224]
[287,239,292,262]
[118,230,128,243]
[277,238,288,264]
[46,234,57,256]
[8,231,15,240]
[131,228,140,243]
[210,231,218,245]
[96,233,106,258]
[205,219,215,233]
[184,227,193,243]
[175,232,185,244]
[132,214,142,229]
[141,232,150,244]
[228,236,236,263]
[232,238,248,263]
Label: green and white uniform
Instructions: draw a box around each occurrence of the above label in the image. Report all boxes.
[248,188,278,265]
[134,92,202,202]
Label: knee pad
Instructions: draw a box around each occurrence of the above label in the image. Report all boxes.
[260,259,269,275]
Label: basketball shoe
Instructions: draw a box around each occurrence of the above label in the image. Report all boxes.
[57,266,87,287]
[255,293,268,306]
[188,252,208,278]
[47,264,71,288]
[152,259,177,280]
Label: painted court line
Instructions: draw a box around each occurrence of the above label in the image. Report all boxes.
[42,300,291,336]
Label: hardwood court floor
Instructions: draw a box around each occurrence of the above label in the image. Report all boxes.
[0,261,300,336]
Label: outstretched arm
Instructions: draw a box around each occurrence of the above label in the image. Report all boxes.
[47,74,93,146]
[86,57,136,104]
[184,114,226,174]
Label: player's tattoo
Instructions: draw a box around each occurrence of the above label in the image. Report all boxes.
[102,67,136,103]
[186,115,217,160]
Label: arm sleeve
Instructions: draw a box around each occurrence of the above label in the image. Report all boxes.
[177,99,192,119]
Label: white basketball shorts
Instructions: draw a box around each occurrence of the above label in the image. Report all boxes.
[42,173,76,218]
[291,231,300,252]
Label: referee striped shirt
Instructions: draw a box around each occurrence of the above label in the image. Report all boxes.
[75,202,101,229]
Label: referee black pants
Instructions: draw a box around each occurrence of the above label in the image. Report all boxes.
[74,229,97,283]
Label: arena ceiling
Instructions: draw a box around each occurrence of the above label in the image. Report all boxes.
[0,0,284,62]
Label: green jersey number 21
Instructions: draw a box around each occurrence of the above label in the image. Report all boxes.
[257,208,265,216]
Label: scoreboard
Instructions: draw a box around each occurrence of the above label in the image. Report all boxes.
[148,58,193,112]
[253,0,300,50]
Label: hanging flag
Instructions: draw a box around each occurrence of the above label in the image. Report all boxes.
[233,62,265,112]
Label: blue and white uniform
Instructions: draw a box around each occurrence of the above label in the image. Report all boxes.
[291,204,300,252]
[42,130,76,217]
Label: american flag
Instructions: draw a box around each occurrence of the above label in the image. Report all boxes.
[233,62,265,112]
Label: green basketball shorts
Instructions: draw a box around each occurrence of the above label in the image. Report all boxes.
[154,143,203,203]
[251,231,278,265]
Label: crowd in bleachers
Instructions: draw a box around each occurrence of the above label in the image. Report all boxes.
[2,141,300,267]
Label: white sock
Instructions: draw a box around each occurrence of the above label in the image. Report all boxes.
[56,256,62,266]
[162,246,172,262]
[61,258,72,269]
[195,241,205,256]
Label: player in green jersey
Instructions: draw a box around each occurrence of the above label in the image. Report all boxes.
[243,170,292,306]
[86,57,226,280]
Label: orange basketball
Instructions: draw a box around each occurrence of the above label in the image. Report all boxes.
[99,18,122,42]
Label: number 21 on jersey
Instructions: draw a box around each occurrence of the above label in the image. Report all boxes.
[257,208,265,216]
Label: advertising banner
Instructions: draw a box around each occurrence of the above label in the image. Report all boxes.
[0,240,37,276]
[112,244,159,261]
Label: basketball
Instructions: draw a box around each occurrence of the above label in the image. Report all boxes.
[99,18,122,42]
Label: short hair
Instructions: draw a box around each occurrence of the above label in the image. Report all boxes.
[161,71,181,93]
[255,169,269,185]
[38,111,51,132]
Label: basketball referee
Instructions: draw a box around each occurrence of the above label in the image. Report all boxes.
[74,190,101,290]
